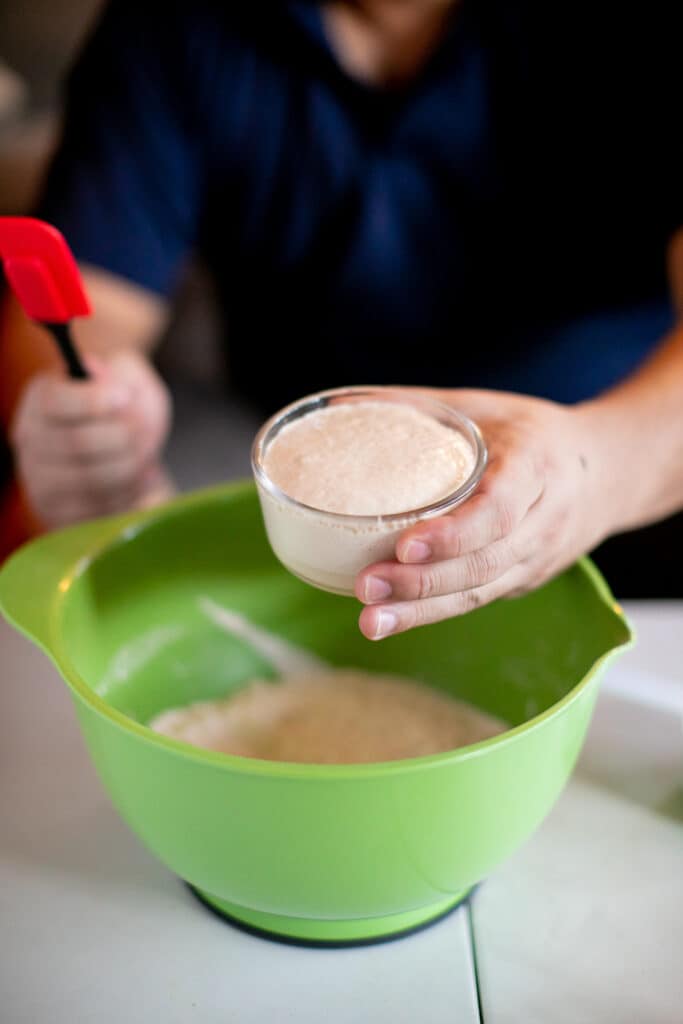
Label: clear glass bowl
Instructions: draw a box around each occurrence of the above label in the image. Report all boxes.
[251,386,487,596]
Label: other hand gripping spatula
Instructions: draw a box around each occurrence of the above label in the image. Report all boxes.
[0,217,91,379]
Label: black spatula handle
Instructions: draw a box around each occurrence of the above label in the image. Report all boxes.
[43,321,88,379]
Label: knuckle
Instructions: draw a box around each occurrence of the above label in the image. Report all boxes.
[540,510,568,551]
[553,506,571,536]
[440,517,463,558]
[541,523,560,550]
[82,465,113,494]
[65,426,90,458]
[507,538,529,570]
[417,566,442,600]
[494,494,518,537]
[465,546,500,587]
[411,600,433,629]
[461,588,484,612]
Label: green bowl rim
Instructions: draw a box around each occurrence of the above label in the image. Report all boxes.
[34,482,637,779]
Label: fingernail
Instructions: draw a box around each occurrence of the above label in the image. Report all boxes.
[401,540,431,563]
[364,576,392,602]
[373,610,398,640]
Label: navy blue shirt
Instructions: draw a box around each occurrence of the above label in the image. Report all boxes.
[40,1,680,412]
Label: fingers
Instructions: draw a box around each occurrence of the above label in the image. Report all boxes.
[36,492,138,530]
[358,564,528,640]
[355,449,549,636]
[356,500,552,604]
[11,371,133,460]
[19,453,175,527]
[19,417,135,464]
[357,532,524,604]
[22,373,130,425]
[355,387,589,640]
[10,354,173,529]
[23,451,147,499]
[395,450,544,564]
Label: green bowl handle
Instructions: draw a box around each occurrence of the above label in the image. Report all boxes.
[0,511,139,652]
[0,484,254,653]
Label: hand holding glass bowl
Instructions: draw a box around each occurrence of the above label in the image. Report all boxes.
[251,386,488,630]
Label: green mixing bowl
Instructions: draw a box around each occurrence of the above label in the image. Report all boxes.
[0,482,632,944]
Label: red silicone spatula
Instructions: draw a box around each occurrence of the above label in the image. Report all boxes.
[0,217,91,379]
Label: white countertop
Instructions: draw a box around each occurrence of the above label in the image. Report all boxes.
[1,602,682,1023]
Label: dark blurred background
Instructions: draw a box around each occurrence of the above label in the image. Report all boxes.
[1,3,681,596]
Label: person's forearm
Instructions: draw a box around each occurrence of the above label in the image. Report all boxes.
[73,265,169,358]
[579,323,683,533]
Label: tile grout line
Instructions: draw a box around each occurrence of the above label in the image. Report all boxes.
[466,898,486,1024]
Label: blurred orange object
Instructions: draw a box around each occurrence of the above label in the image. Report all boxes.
[0,478,43,562]
[0,291,61,561]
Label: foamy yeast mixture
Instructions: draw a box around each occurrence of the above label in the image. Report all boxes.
[263,401,475,515]
[150,668,505,764]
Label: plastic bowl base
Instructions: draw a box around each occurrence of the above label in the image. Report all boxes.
[187,885,473,947]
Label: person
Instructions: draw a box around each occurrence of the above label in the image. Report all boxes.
[1,0,682,640]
